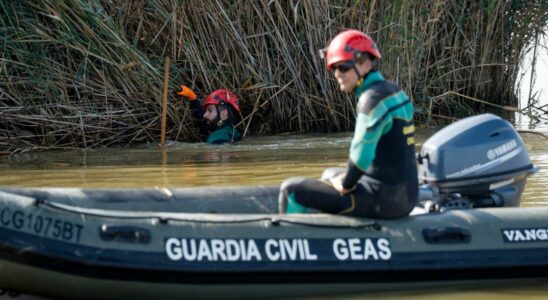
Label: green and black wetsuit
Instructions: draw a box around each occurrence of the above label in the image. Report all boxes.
[206,123,241,144]
[190,100,241,144]
[279,70,418,218]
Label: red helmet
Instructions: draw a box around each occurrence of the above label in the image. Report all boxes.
[320,29,381,70]
[203,89,240,112]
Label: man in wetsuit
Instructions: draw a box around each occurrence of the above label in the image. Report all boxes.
[279,29,418,218]
[178,87,241,144]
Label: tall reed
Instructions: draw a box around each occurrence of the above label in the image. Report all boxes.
[1,0,546,152]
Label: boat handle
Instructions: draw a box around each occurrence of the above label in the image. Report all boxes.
[100,225,151,244]
[422,227,471,244]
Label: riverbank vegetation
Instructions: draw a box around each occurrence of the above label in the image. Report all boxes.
[1,0,547,153]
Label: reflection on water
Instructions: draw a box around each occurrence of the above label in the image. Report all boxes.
[514,113,548,207]
[0,133,351,188]
[296,280,548,300]
[0,130,546,206]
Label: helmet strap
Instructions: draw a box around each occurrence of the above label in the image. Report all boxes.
[210,102,233,131]
[353,53,375,88]
[353,65,363,86]
[355,69,374,90]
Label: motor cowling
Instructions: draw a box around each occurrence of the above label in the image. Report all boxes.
[417,114,538,208]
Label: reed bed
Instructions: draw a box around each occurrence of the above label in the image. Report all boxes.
[1,0,547,153]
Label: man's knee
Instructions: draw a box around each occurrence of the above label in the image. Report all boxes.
[279,177,308,213]
[280,177,307,194]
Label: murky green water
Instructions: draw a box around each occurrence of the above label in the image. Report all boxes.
[0,130,547,206]
[0,133,347,188]
[0,125,547,299]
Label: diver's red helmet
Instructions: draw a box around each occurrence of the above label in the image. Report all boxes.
[203,89,240,112]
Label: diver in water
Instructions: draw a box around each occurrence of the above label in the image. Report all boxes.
[279,29,418,218]
[178,86,241,144]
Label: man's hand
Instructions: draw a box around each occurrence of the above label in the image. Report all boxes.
[328,173,356,195]
[177,85,197,101]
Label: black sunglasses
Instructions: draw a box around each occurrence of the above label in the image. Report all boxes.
[331,61,355,73]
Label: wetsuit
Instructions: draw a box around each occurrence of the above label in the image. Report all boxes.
[206,123,241,144]
[279,70,418,218]
[190,100,241,144]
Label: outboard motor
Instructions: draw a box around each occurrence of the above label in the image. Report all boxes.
[417,114,538,211]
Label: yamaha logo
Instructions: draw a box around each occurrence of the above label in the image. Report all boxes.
[486,139,518,160]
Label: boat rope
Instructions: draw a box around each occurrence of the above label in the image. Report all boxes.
[268,218,381,230]
[33,198,382,231]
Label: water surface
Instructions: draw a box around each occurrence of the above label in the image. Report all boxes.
[0,127,547,300]
[0,130,546,207]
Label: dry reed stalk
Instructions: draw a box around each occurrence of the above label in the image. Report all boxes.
[160,56,170,148]
[1,0,547,152]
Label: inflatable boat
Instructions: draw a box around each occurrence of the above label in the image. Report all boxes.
[0,114,545,299]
